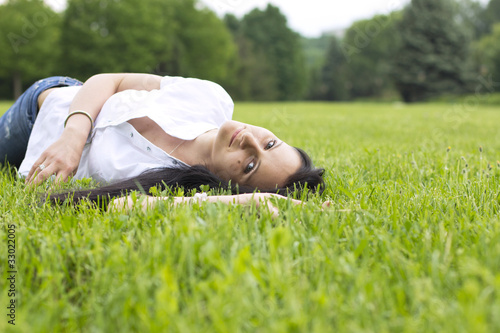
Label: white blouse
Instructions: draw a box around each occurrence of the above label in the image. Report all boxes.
[18,76,234,182]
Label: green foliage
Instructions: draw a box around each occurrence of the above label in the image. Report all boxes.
[454,0,490,39]
[306,13,403,101]
[474,23,500,84]
[233,4,307,101]
[2,101,500,331]
[0,0,495,102]
[485,0,500,29]
[59,0,236,83]
[303,1,491,102]
[0,0,60,98]
[342,13,403,100]
[393,0,473,102]
[301,34,331,101]
[165,1,237,85]
[315,36,349,101]
[301,34,331,68]
[224,13,276,101]
[310,13,403,101]
[60,0,173,79]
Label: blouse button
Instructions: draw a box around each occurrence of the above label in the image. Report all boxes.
[173,160,178,165]
[130,132,133,138]
[147,147,151,152]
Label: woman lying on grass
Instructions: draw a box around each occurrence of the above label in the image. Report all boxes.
[0,74,325,215]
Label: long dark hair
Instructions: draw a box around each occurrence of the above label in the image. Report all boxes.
[47,147,325,206]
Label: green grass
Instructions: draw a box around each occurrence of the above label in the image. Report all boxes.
[0,101,13,113]
[1,101,500,332]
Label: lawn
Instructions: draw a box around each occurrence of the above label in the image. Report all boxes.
[1,101,500,332]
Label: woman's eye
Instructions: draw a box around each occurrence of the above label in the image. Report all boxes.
[265,140,277,150]
[244,161,255,174]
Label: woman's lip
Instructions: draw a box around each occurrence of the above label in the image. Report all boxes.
[229,128,244,147]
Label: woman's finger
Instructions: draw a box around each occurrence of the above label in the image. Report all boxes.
[27,163,46,185]
[255,195,280,218]
[271,205,279,219]
[31,163,58,186]
[322,201,332,209]
[262,199,279,219]
[55,170,72,184]
[26,158,47,183]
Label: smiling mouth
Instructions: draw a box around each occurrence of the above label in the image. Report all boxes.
[229,128,244,147]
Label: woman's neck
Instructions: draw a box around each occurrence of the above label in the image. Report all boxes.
[173,129,217,168]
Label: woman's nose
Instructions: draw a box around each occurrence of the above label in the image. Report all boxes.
[240,132,260,151]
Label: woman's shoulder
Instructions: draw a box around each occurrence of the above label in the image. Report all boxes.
[160,76,234,110]
[161,76,231,96]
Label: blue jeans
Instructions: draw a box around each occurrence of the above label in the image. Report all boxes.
[0,76,83,168]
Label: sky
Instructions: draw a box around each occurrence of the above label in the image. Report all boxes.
[200,0,491,37]
[41,0,492,38]
[200,0,409,37]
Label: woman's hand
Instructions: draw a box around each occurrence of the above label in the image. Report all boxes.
[26,129,86,185]
[233,193,302,218]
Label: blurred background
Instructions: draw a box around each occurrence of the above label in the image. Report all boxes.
[0,0,499,103]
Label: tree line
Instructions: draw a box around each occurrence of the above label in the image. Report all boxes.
[1,0,500,102]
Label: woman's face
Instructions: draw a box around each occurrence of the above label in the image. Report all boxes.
[210,120,302,189]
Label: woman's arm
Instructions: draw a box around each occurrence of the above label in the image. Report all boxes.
[109,193,306,218]
[27,73,163,185]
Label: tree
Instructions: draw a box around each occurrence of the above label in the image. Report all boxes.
[474,23,500,85]
[223,13,277,101]
[315,36,349,101]
[302,34,331,100]
[485,0,500,29]
[301,34,331,69]
[341,13,402,99]
[239,4,307,101]
[60,0,174,80]
[0,0,60,99]
[393,0,473,102]
[59,0,237,84]
[169,2,237,85]
[454,0,489,39]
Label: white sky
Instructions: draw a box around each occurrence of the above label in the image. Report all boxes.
[42,0,492,38]
[201,0,409,37]
[200,0,491,37]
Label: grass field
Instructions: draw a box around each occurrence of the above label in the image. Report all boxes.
[1,100,500,332]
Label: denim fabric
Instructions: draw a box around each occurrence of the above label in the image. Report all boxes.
[0,76,83,168]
